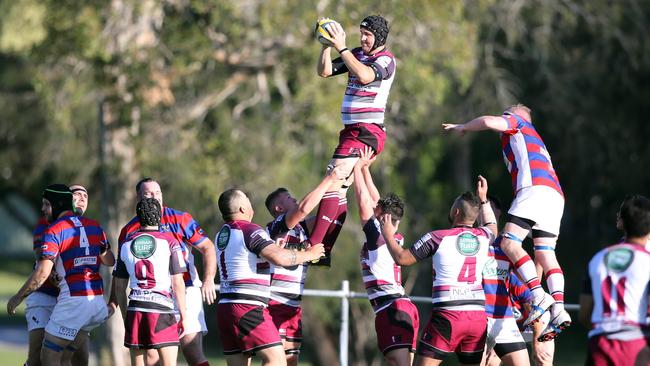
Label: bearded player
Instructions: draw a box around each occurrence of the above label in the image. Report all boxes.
[312,15,396,263]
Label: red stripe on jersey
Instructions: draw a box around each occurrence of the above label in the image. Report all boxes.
[602,277,613,316]
[616,277,626,316]
[230,278,270,286]
[363,279,393,289]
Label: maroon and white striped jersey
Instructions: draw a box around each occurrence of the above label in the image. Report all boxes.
[360,217,408,313]
[266,214,309,307]
[584,243,650,340]
[114,230,186,313]
[410,226,495,311]
[215,220,275,307]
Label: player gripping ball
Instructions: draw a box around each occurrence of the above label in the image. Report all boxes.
[314,18,340,46]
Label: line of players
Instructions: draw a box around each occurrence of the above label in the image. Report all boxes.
[8,13,650,366]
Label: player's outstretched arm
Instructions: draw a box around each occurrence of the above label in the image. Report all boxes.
[353,152,376,225]
[317,44,334,77]
[443,115,509,135]
[380,214,418,266]
[260,240,325,267]
[285,166,346,230]
[7,259,54,315]
[113,277,129,322]
[171,273,187,337]
[476,175,498,237]
[195,239,217,305]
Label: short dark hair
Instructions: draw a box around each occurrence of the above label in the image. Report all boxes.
[136,198,161,227]
[377,193,404,224]
[618,195,650,238]
[455,192,481,222]
[219,188,244,221]
[265,187,288,216]
[135,177,157,195]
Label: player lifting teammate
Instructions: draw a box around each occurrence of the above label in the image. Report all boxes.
[381,176,498,366]
[443,104,570,340]
[313,14,396,264]
[353,147,419,366]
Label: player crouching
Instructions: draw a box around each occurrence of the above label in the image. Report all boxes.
[113,198,188,366]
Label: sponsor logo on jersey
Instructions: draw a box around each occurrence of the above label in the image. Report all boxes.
[74,256,97,267]
[456,232,480,256]
[131,234,156,259]
[217,226,230,250]
[604,248,634,272]
[482,257,497,278]
[159,224,171,232]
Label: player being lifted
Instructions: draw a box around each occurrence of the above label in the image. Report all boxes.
[215,189,325,366]
[381,176,498,366]
[113,198,188,366]
[443,104,569,339]
[579,195,650,366]
[353,147,419,366]
[264,167,346,364]
[8,184,114,366]
[313,14,396,264]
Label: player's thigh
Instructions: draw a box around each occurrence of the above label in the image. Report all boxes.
[180,331,206,364]
[500,348,530,366]
[415,355,443,366]
[327,156,359,177]
[256,344,288,366]
[225,353,252,366]
[157,345,179,366]
[28,329,45,366]
[41,332,72,366]
[385,347,412,366]
[129,349,146,366]
[71,333,89,366]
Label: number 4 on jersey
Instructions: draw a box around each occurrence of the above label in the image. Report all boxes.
[457,257,477,284]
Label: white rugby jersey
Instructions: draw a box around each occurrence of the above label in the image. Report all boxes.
[410,226,495,311]
[266,214,309,307]
[339,48,396,125]
[360,217,409,313]
[585,243,650,340]
[215,220,275,307]
[114,230,186,313]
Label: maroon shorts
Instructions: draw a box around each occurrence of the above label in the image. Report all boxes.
[375,299,420,354]
[124,311,179,349]
[267,300,303,343]
[586,336,650,366]
[217,303,283,355]
[333,123,386,158]
[418,309,487,364]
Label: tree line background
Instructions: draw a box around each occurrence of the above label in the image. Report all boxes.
[1,0,649,365]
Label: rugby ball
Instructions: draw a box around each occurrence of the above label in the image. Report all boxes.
[315,18,338,46]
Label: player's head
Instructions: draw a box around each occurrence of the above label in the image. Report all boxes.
[136,177,163,207]
[449,192,481,226]
[42,184,73,223]
[376,193,404,226]
[265,188,298,218]
[136,197,161,227]
[504,104,532,122]
[360,15,389,54]
[618,195,650,238]
[219,188,253,222]
[70,184,89,215]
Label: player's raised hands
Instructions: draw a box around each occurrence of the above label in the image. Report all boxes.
[442,123,466,136]
[476,175,488,202]
[358,146,377,168]
[326,164,347,181]
[379,213,398,238]
[305,243,326,261]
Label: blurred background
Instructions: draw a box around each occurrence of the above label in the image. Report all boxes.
[0,0,648,365]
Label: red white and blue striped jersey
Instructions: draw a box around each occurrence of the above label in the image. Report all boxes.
[119,206,208,288]
[483,240,533,319]
[114,230,187,313]
[215,220,275,307]
[410,226,495,311]
[500,113,563,196]
[340,47,396,125]
[266,215,309,307]
[584,243,650,340]
[33,216,59,296]
[40,212,109,298]
[360,217,408,313]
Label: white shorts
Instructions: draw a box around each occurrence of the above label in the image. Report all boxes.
[486,317,525,351]
[25,292,57,331]
[508,186,564,236]
[175,286,207,335]
[45,295,108,341]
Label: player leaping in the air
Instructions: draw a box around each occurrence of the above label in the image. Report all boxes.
[312,15,396,265]
[443,104,570,340]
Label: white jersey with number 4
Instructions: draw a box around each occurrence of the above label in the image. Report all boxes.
[410,226,495,311]
[586,243,650,340]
